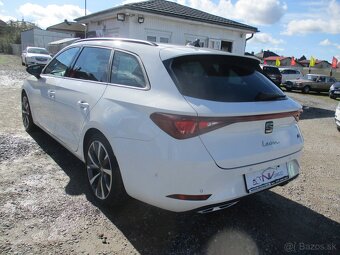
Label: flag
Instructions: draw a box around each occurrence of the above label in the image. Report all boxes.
[310,56,316,67]
[332,56,338,68]
[291,57,296,66]
[275,57,280,67]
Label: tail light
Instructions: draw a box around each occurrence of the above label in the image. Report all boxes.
[150,113,223,139]
[150,111,302,140]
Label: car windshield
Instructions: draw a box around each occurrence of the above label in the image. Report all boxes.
[27,48,49,55]
[165,55,286,102]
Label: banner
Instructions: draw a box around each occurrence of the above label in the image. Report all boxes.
[332,57,338,68]
[309,56,316,67]
[275,58,280,67]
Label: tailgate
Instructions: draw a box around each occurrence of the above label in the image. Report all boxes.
[185,97,303,169]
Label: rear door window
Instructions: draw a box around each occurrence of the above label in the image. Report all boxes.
[165,55,285,102]
[68,47,111,82]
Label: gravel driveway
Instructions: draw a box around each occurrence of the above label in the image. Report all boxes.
[0,54,339,255]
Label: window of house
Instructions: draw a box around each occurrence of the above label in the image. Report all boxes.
[44,47,80,77]
[221,41,233,53]
[147,36,157,42]
[160,37,169,43]
[110,51,147,88]
[68,47,111,82]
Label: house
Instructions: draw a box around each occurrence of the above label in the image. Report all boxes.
[21,28,73,51]
[298,60,331,68]
[74,0,258,54]
[47,20,86,38]
[0,19,7,28]
[263,56,303,67]
[255,50,278,61]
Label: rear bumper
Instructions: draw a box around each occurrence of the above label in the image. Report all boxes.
[329,90,340,98]
[335,110,340,127]
[194,173,299,214]
[111,135,302,212]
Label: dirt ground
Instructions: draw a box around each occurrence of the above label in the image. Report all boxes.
[0,54,339,255]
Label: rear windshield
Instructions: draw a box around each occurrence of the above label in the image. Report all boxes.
[164,55,286,102]
[263,66,281,75]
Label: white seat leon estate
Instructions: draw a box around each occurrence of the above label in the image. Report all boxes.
[22,38,303,213]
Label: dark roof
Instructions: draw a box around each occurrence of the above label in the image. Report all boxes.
[75,0,258,32]
[47,21,86,32]
[255,50,279,59]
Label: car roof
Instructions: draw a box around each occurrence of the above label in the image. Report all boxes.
[71,38,260,62]
[27,46,47,49]
[279,68,300,70]
[307,74,328,77]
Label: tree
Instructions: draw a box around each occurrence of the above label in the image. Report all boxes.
[0,20,37,53]
[298,55,306,61]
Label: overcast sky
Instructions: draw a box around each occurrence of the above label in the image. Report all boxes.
[1,0,339,61]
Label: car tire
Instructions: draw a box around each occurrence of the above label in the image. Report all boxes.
[337,126,340,132]
[85,133,128,207]
[329,94,335,99]
[21,93,36,132]
[286,88,292,92]
[302,86,310,94]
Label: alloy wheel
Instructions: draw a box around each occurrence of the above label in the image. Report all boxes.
[86,141,113,200]
[22,96,30,129]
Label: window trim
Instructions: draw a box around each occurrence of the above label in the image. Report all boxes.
[108,49,151,90]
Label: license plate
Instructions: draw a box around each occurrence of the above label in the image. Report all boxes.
[244,165,289,193]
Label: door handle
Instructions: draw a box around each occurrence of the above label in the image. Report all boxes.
[77,100,89,109]
[48,90,55,99]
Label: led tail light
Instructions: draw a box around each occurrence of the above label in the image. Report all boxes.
[150,111,302,139]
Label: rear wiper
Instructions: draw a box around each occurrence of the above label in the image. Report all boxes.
[255,92,287,101]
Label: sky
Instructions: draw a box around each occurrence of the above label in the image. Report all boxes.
[0,0,339,61]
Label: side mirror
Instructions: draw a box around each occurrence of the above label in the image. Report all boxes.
[26,64,45,79]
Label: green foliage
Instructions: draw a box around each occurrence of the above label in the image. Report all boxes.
[0,20,37,53]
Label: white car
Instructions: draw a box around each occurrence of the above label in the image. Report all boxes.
[280,68,303,84]
[21,38,303,213]
[21,47,52,66]
[335,102,340,132]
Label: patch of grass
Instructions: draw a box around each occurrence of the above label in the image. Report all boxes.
[0,55,7,64]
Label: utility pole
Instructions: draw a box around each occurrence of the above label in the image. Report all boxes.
[85,0,87,15]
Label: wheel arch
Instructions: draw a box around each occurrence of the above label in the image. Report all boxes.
[81,127,118,164]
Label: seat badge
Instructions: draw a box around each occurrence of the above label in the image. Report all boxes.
[265,121,274,134]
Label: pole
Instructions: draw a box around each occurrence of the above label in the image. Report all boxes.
[85,0,87,16]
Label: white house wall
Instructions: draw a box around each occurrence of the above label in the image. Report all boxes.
[85,11,249,54]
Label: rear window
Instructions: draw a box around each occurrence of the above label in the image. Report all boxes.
[263,66,281,75]
[164,55,285,102]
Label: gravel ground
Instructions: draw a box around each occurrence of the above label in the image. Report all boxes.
[0,54,339,255]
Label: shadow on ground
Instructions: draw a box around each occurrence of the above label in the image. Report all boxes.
[300,106,335,120]
[29,130,340,255]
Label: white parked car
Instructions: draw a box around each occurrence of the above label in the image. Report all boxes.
[279,68,303,84]
[21,38,303,213]
[335,102,340,132]
[21,47,52,66]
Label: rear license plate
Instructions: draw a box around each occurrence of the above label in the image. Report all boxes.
[244,165,289,193]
